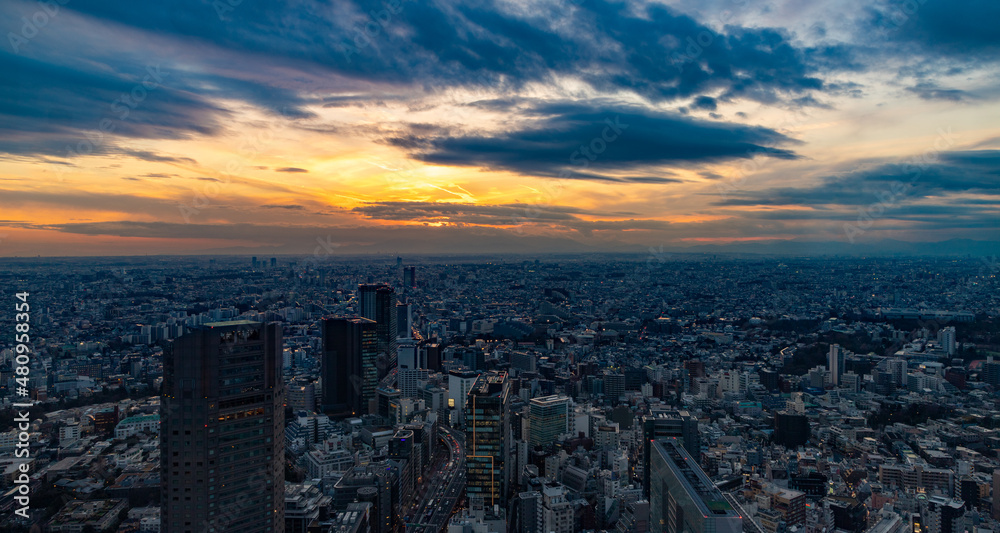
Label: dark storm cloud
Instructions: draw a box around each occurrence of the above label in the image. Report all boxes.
[390,103,800,180]
[867,0,1000,57]
[714,149,1000,208]
[0,50,224,157]
[53,0,828,104]
[691,96,717,111]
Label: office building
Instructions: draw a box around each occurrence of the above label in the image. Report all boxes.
[985,357,1000,387]
[449,369,481,411]
[396,302,412,339]
[322,317,378,416]
[774,411,810,448]
[642,410,700,496]
[828,344,844,386]
[649,438,741,533]
[939,327,957,355]
[466,371,511,511]
[161,320,285,533]
[528,395,571,448]
[922,496,965,533]
[992,469,1000,520]
[357,284,398,377]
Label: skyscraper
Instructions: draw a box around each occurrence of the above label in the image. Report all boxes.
[358,284,398,377]
[528,395,571,448]
[939,326,957,356]
[322,317,378,416]
[642,410,700,497]
[466,371,511,512]
[650,438,741,533]
[396,302,412,339]
[774,411,811,448]
[161,320,285,533]
[828,344,844,386]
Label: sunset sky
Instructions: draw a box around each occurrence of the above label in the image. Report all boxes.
[1,0,998,256]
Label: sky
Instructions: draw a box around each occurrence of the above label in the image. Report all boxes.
[1,0,999,257]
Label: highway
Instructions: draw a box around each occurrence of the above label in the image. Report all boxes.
[405,426,466,532]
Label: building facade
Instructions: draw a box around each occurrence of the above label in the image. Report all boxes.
[161,320,285,533]
[322,317,378,416]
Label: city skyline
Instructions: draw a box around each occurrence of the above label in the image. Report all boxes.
[1,254,998,532]
[2,0,999,256]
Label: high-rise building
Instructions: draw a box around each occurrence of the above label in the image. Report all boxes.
[519,491,543,533]
[403,266,416,288]
[396,302,412,339]
[649,438,741,533]
[828,344,844,386]
[528,395,571,448]
[605,373,625,402]
[287,377,316,412]
[466,371,511,512]
[939,327,957,356]
[642,410,700,496]
[888,358,907,386]
[774,411,811,448]
[449,369,480,411]
[161,320,285,533]
[424,343,442,372]
[759,369,780,392]
[992,469,1000,520]
[984,357,1000,387]
[358,284,398,377]
[322,317,378,416]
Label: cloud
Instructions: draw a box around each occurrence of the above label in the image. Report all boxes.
[907,82,970,102]
[867,0,1000,57]
[691,96,717,111]
[50,0,830,106]
[713,150,1000,212]
[0,49,225,158]
[390,102,800,181]
[275,167,308,173]
[352,201,623,223]
[120,149,198,164]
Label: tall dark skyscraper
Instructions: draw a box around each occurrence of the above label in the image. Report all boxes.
[774,411,811,448]
[642,410,700,497]
[465,371,510,513]
[358,283,398,377]
[161,320,285,533]
[322,317,378,416]
[650,438,741,533]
